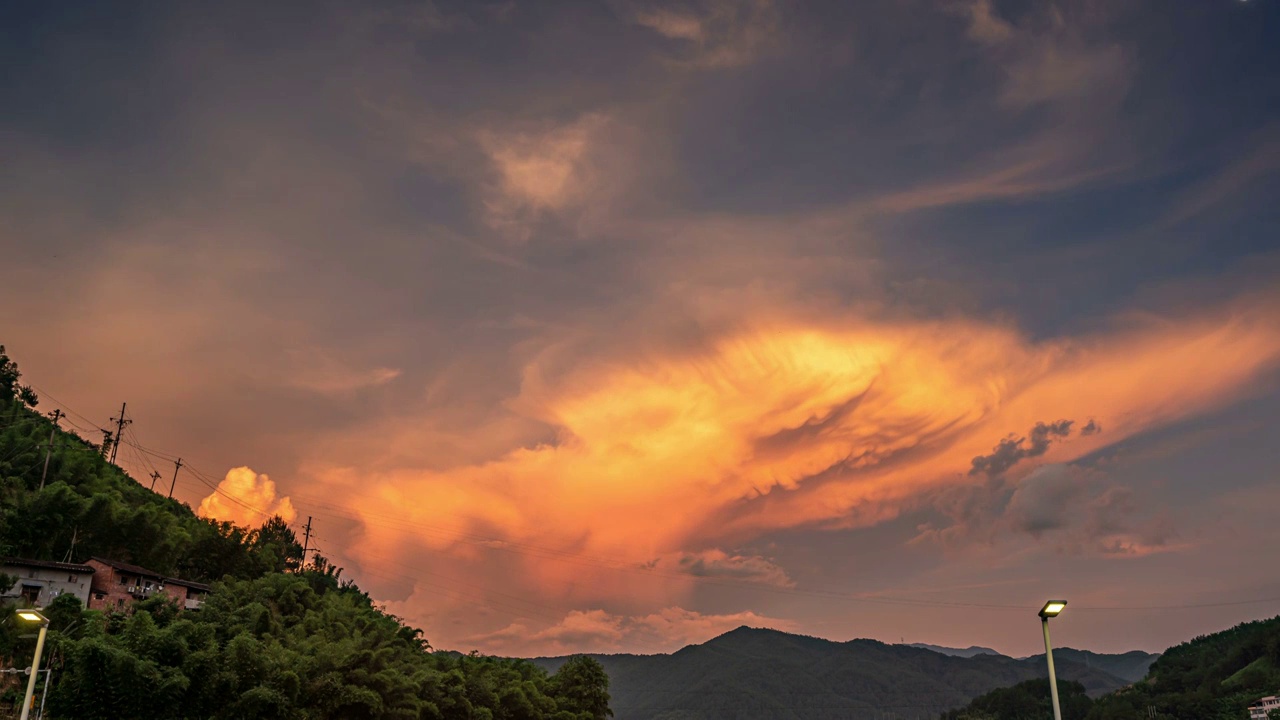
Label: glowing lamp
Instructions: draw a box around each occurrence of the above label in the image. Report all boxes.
[14,609,49,720]
[1039,600,1067,618]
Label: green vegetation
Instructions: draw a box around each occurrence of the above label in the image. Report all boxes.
[940,616,1280,720]
[1083,615,1280,720]
[940,678,1092,720]
[0,345,612,719]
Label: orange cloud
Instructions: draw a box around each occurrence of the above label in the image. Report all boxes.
[198,466,297,526]
[316,295,1280,629]
[467,607,796,655]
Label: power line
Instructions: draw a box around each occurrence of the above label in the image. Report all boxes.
[23,381,1280,616]
[118,434,1280,613]
[23,384,108,432]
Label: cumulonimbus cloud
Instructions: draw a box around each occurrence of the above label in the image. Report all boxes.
[315,296,1280,642]
[198,466,297,527]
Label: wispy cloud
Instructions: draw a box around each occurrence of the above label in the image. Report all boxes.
[625,0,780,68]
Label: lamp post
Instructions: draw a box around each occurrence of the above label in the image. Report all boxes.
[15,609,49,720]
[1039,600,1067,720]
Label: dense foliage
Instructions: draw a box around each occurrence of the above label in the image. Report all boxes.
[1083,615,1280,720]
[36,576,610,719]
[939,678,1093,720]
[933,616,1280,720]
[0,346,612,719]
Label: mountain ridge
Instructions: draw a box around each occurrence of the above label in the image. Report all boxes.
[530,625,1157,720]
[907,642,1002,658]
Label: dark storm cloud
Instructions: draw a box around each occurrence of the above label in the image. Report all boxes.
[918,463,1178,556]
[968,420,1074,478]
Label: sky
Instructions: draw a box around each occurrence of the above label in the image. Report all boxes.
[2,0,1280,658]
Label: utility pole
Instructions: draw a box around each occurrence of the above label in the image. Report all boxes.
[167,458,183,499]
[149,471,162,491]
[301,516,313,568]
[108,402,130,465]
[37,409,63,491]
[61,528,78,564]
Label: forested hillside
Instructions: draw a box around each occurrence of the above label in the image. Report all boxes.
[533,627,1142,720]
[940,678,1094,720]
[941,616,1280,720]
[1085,615,1280,720]
[0,346,612,720]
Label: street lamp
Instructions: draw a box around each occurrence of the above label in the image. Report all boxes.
[1039,600,1067,720]
[15,609,49,720]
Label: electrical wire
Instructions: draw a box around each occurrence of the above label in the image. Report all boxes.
[23,384,1280,615]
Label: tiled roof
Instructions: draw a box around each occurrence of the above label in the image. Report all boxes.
[164,577,212,592]
[89,556,167,580]
[88,557,211,591]
[1,557,94,573]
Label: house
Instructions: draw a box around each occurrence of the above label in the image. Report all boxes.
[1249,695,1279,720]
[165,576,212,610]
[86,558,210,612]
[0,557,95,607]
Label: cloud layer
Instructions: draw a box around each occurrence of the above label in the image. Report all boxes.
[5,0,1280,656]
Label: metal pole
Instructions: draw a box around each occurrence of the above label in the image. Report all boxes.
[1042,617,1062,720]
[19,624,47,720]
[37,666,52,720]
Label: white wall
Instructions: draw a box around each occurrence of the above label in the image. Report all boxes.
[0,564,92,607]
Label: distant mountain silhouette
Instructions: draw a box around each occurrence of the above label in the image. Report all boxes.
[531,626,1156,720]
[906,643,1002,658]
[1021,647,1157,685]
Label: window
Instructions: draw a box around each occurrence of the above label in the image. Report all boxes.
[20,585,41,604]
[68,574,77,582]
[119,576,127,585]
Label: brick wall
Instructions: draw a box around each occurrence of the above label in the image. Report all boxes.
[86,559,189,612]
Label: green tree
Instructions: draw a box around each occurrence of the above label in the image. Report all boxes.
[550,655,613,719]
[0,344,39,409]
[942,678,1092,720]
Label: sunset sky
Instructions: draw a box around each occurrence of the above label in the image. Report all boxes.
[3,0,1280,658]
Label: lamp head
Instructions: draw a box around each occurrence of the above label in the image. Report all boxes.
[1039,600,1067,619]
[16,609,48,625]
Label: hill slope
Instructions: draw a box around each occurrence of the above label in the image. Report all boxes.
[0,345,613,719]
[942,615,1280,720]
[533,627,1146,720]
[1085,614,1280,720]
[908,643,1002,658]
